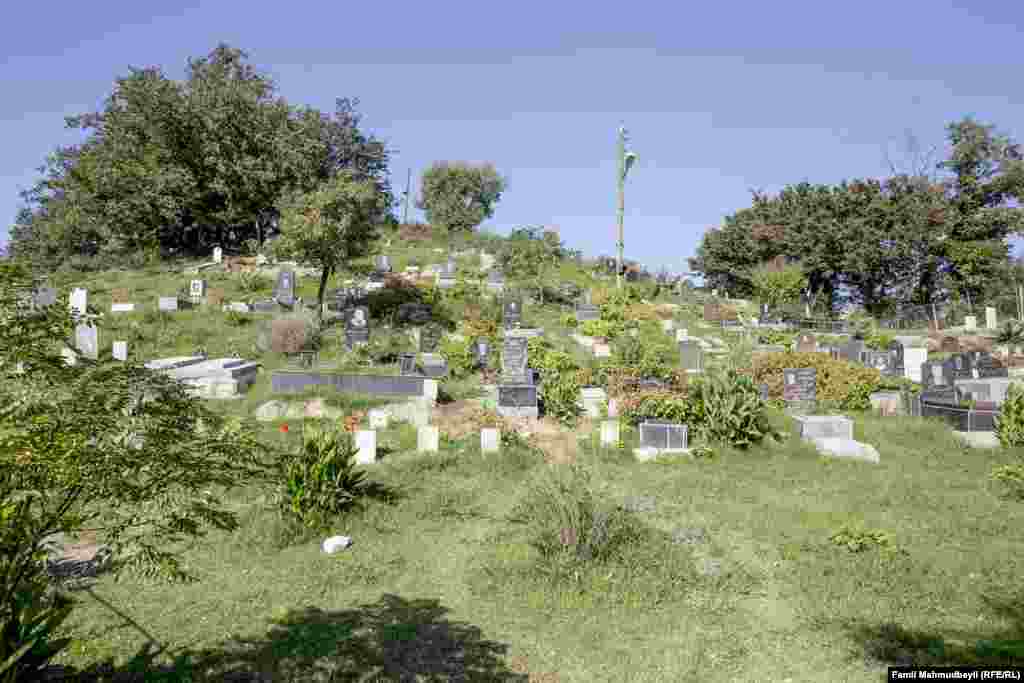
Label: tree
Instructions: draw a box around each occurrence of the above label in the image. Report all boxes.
[500,226,566,304]
[416,162,506,233]
[275,171,392,320]
[0,261,272,677]
[750,263,807,311]
[10,45,392,266]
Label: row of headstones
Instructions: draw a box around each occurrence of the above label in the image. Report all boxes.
[351,424,504,464]
[963,307,999,331]
[68,324,129,362]
[791,334,928,382]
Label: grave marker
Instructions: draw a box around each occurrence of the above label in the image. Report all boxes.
[213,246,223,263]
[32,286,57,309]
[502,337,529,384]
[503,298,522,328]
[345,306,370,348]
[274,270,296,307]
[986,306,998,330]
[189,279,206,300]
[398,353,417,376]
[158,297,178,312]
[417,426,439,453]
[375,255,392,273]
[796,333,817,353]
[964,315,977,331]
[639,421,688,451]
[679,341,704,373]
[112,341,128,361]
[783,368,817,410]
[75,324,98,359]
[420,323,444,353]
[69,288,87,317]
[481,428,500,454]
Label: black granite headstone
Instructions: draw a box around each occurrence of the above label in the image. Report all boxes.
[783,368,816,405]
[398,353,417,376]
[498,385,538,408]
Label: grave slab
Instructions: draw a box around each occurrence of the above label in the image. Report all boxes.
[110,303,136,313]
[580,387,608,418]
[793,415,854,441]
[810,437,880,463]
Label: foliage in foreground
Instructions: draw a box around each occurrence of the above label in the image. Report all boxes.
[0,262,273,678]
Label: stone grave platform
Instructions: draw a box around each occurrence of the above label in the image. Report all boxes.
[147,357,260,399]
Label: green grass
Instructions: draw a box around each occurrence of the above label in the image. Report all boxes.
[51,410,1024,681]
[37,253,1024,681]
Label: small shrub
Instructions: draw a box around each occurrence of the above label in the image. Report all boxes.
[439,336,476,379]
[995,384,1024,448]
[829,526,902,554]
[747,351,882,410]
[864,330,895,351]
[991,464,1024,500]
[277,422,367,529]
[527,337,582,425]
[579,319,619,340]
[224,310,251,327]
[687,370,776,448]
[507,464,642,568]
[561,313,577,328]
[237,271,270,294]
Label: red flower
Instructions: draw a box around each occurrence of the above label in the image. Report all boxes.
[280,424,289,433]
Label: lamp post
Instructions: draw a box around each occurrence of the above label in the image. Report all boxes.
[615,125,638,290]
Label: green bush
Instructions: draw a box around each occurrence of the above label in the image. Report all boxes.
[507,464,642,570]
[561,313,577,329]
[619,391,693,426]
[829,527,902,554]
[277,422,367,529]
[579,319,619,340]
[0,505,73,681]
[995,384,1024,448]
[439,336,477,379]
[864,330,894,351]
[991,464,1024,501]
[224,310,251,326]
[756,329,794,346]
[613,332,677,382]
[686,370,776,448]
[748,351,883,410]
[527,337,582,425]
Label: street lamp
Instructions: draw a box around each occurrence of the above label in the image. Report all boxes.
[616,125,638,290]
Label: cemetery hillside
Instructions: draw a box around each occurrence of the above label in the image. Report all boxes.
[6,44,1024,682]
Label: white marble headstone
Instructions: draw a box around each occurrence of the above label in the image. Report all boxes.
[112,341,128,361]
[69,288,87,317]
[213,247,223,264]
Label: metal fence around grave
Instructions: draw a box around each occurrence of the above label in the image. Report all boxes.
[916,392,998,432]
[271,371,426,397]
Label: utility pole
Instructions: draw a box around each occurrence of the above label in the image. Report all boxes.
[402,168,412,224]
[615,125,638,290]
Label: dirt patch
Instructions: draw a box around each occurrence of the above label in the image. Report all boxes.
[508,655,562,682]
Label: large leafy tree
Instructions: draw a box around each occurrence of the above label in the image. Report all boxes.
[0,262,272,676]
[416,162,506,233]
[274,171,392,319]
[10,45,392,267]
[500,226,566,304]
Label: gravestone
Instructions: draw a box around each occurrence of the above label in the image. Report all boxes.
[474,340,491,368]
[111,288,130,304]
[369,409,389,430]
[679,341,704,373]
[355,430,376,465]
[964,315,977,331]
[481,428,500,454]
[75,324,98,359]
[420,323,444,353]
[841,338,866,363]
[189,279,207,299]
[903,347,928,383]
[158,297,178,312]
[986,306,998,330]
[32,286,57,309]
[399,353,417,376]
[576,297,600,322]
[796,333,817,353]
[497,385,538,418]
[69,288,87,317]
[503,298,522,328]
[639,421,688,451]
[397,303,433,326]
[600,420,620,447]
[502,337,530,384]
[375,255,392,273]
[759,383,770,401]
[486,269,506,295]
[417,426,440,453]
[862,350,895,375]
[703,303,721,322]
[274,270,296,307]
[213,246,223,264]
[345,306,370,348]
[112,340,128,361]
[783,368,817,410]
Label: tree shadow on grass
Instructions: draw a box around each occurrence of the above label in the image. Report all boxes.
[846,592,1024,668]
[52,593,528,682]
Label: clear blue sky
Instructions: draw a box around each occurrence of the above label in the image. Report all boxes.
[2,0,1023,271]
